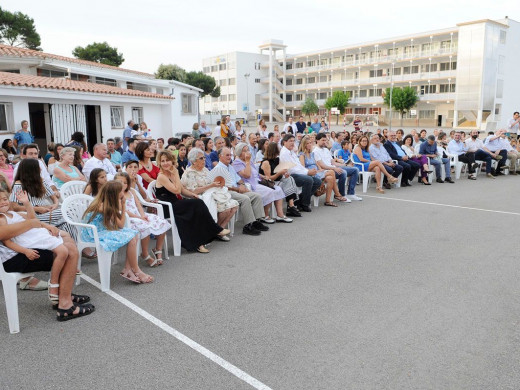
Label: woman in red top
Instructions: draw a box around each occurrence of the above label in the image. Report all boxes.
[136,142,160,189]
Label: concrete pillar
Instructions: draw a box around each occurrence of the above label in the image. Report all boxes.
[269,48,273,123]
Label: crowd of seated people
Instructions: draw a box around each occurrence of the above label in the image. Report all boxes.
[2,113,520,324]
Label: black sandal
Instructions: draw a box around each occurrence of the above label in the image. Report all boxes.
[52,294,91,309]
[56,303,95,322]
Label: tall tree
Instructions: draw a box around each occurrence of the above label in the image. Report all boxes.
[72,42,124,66]
[0,7,41,50]
[301,97,319,120]
[155,64,187,83]
[324,91,350,124]
[185,71,220,97]
[383,86,418,125]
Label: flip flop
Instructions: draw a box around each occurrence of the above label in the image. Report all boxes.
[120,270,141,284]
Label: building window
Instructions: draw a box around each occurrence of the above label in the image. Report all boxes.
[295,94,303,101]
[286,63,293,70]
[228,94,236,101]
[286,79,293,86]
[132,107,144,124]
[403,66,419,75]
[496,79,504,99]
[500,30,506,44]
[296,78,303,85]
[219,63,226,71]
[0,103,13,132]
[369,69,383,78]
[110,106,124,129]
[182,94,195,114]
[254,62,261,70]
[211,65,218,72]
[228,78,236,85]
[319,75,329,83]
[220,95,228,102]
[419,110,435,119]
[37,68,67,78]
[93,77,117,86]
[296,62,304,69]
[307,60,315,67]
[307,77,316,84]
[255,78,260,83]
[439,84,455,93]
[369,88,382,97]
[219,79,227,86]
[203,66,210,73]
[286,94,293,102]
[421,64,437,72]
[318,92,327,100]
[127,82,149,92]
[359,90,367,97]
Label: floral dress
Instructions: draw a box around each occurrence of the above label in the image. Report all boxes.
[81,213,137,252]
[125,191,171,239]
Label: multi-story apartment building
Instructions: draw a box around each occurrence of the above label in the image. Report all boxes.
[202,18,520,130]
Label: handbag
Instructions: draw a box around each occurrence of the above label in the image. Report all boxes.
[258,178,275,189]
[314,181,326,197]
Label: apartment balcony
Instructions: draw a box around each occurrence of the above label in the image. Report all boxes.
[261,76,285,91]
[286,70,457,92]
[286,47,458,75]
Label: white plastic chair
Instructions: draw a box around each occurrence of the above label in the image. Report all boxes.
[0,267,34,334]
[146,181,182,257]
[62,194,134,292]
[350,155,377,193]
[134,190,169,260]
[59,180,87,200]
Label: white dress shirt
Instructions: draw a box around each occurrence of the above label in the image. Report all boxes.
[312,146,334,167]
[279,146,308,175]
[464,138,485,153]
[83,157,117,180]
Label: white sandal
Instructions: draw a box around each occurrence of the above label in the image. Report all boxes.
[142,254,159,268]
[152,249,163,265]
[48,280,59,306]
[19,276,48,291]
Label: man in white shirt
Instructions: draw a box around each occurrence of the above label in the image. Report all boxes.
[484,130,508,175]
[83,143,117,180]
[199,120,212,137]
[465,130,495,178]
[13,144,58,195]
[314,133,361,201]
[499,131,519,175]
[447,131,479,179]
[225,115,236,136]
[279,134,321,212]
[507,111,520,139]
[212,120,222,139]
[283,117,297,134]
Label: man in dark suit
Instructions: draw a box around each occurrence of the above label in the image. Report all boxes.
[384,130,420,186]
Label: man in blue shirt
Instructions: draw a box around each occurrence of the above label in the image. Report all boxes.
[209,137,226,169]
[419,135,454,183]
[121,138,139,165]
[295,116,306,133]
[122,120,134,151]
[384,131,420,186]
[330,132,345,154]
[310,117,321,133]
[369,134,403,189]
[107,138,122,170]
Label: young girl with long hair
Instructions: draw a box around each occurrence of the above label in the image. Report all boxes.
[84,168,108,197]
[114,172,170,267]
[81,181,153,284]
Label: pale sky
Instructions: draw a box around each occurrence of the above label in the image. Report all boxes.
[1,0,517,75]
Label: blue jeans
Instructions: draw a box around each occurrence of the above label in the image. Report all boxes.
[475,149,493,173]
[334,170,347,196]
[291,173,321,206]
[339,166,359,195]
[430,158,451,178]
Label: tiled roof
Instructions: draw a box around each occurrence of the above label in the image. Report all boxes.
[0,44,154,78]
[0,71,172,100]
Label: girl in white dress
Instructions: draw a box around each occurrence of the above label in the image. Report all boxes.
[0,189,69,306]
[114,173,170,267]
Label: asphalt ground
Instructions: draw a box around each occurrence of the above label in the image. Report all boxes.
[1,171,520,390]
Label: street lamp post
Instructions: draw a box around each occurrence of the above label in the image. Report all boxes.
[244,73,250,124]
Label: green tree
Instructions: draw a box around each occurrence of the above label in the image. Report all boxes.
[383,86,418,125]
[155,64,187,83]
[301,97,319,120]
[0,7,41,50]
[185,71,220,97]
[72,42,124,66]
[324,91,350,124]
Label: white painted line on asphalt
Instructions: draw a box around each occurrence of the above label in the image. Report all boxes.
[363,195,520,216]
[80,273,273,390]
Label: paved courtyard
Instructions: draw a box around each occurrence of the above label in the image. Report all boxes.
[1,174,520,390]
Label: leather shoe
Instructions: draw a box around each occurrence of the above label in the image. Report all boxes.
[242,223,261,236]
[286,206,302,217]
[383,182,392,189]
[300,205,312,212]
[436,178,444,183]
[253,220,269,231]
[445,177,455,183]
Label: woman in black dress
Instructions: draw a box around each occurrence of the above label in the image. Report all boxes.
[155,150,230,253]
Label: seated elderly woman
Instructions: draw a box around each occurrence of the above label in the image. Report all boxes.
[180,148,238,234]
[232,143,292,223]
[52,146,87,189]
[10,159,75,238]
[155,150,230,253]
[298,135,344,206]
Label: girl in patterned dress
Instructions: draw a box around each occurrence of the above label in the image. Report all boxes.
[114,172,170,267]
[81,181,153,284]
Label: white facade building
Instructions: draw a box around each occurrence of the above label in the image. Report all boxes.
[0,44,202,151]
[202,18,520,130]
